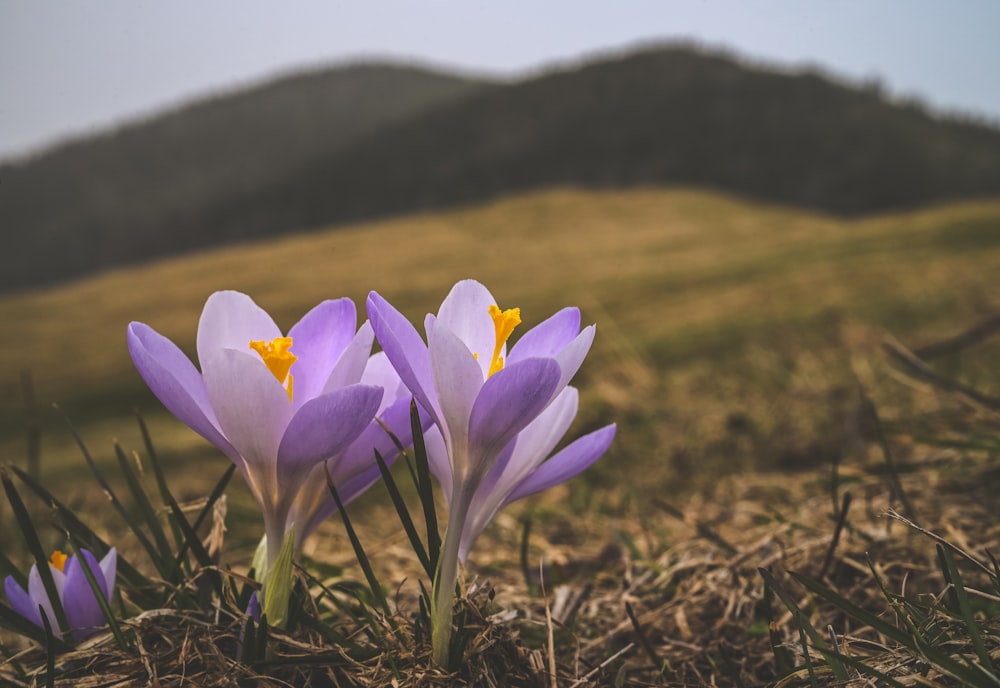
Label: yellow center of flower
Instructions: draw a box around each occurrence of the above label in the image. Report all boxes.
[49,550,68,572]
[486,304,521,377]
[249,337,297,402]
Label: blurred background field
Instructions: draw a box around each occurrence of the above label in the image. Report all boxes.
[1,186,997,531]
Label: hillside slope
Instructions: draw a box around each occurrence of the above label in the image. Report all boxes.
[2,188,997,491]
[0,63,493,290]
[3,46,999,294]
[209,47,1000,238]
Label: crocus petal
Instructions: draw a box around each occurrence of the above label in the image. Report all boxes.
[553,325,596,392]
[127,323,241,465]
[367,291,441,426]
[361,351,409,411]
[319,322,375,395]
[5,575,41,627]
[507,307,582,363]
[277,384,383,480]
[505,424,616,503]
[286,298,357,405]
[435,280,497,378]
[332,395,415,482]
[295,460,387,540]
[196,291,282,371]
[62,550,108,639]
[478,387,580,500]
[457,440,518,561]
[467,358,560,483]
[429,323,485,462]
[423,426,454,504]
[28,565,61,636]
[99,549,117,601]
[202,348,294,499]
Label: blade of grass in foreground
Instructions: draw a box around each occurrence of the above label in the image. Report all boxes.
[757,568,848,681]
[409,401,440,572]
[938,544,995,675]
[112,442,179,581]
[373,448,431,577]
[58,409,171,579]
[789,569,999,686]
[135,412,186,553]
[324,465,398,636]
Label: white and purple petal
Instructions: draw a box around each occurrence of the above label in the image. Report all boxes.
[435,280,497,378]
[202,348,294,500]
[277,384,383,483]
[507,307,582,363]
[318,321,375,398]
[505,424,617,504]
[196,291,282,371]
[466,358,560,483]
[127,323,241,465]
[4,575,41,627]
[287,298,358,405]
[367,292,441,426]
[62,550,108,640]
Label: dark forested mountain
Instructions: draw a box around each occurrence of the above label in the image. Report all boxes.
[3,46,999,293]
[0,63,494,291]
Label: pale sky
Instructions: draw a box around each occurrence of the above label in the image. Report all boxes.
[1,1,998,161]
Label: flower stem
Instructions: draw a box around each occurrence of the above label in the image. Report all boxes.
[431,486,473,668]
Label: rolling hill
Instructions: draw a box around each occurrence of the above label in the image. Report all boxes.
[2,45,999,294]
[1,187,997,495]
[0,63,494,291]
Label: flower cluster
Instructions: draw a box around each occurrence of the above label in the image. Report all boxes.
[5,279,614,662]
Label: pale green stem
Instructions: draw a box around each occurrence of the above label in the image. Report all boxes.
[431,484,474,668]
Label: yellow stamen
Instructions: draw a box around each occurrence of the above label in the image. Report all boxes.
[487,304,521,377]
[49,551,68,572]
[249,337,297,402]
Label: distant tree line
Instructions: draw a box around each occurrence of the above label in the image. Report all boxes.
[2,46,999,293]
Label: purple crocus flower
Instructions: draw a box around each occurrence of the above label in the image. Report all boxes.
[4,548,117,642]
[366,279,611,665]
[127,291,386,581]
[426,386,616,561]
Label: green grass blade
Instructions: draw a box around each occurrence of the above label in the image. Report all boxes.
[795,622,821,688]
[827,649,909,688]
[409,401,440,572]
[861,392,915,517]
[190,463,236,534]
[0,548,26,589]
[938,545,996,675]
[40,610,55,688]
[57,410,170,578]
[325,465,399,635]
[789,569,997,685]
[112,442,178,580]
[0,468,70,641]
[373,448,431,577]
[520,516,539,597]
[135,412,185,552]
[757,568,848,680]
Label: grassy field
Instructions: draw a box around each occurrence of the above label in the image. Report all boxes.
[1,186,997,491]
[2,187,1000,685]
